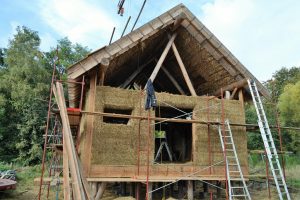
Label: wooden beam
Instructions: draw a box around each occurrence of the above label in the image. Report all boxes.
[148,33,177,83]
[97,58,109,86]
[83,72,97,176]
[161,65,185,95]
[119,58,154,88]
[229,87,238,100]
[91,182,97,199]
[187,180,194,200]
[53,83,85,200]
[171,42,197,96]
[63,132,71,200]
[95,182,106,200]
[172,13,186,31]
[239,89,244,109]
[213,79,247,96]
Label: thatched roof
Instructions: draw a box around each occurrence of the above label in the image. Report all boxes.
[67,4,269,105]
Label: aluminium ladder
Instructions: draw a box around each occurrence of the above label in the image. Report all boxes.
[218,119,251,200]
[247,79,291,200]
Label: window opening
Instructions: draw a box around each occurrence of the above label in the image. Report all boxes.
[103,108,132,124]
[154,106,193,163]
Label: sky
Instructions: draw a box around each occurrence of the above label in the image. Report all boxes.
[1,0,300,81]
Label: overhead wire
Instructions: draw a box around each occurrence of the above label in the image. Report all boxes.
[149,160,226,194]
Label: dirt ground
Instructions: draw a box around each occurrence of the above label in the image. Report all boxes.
[1,184,299,200]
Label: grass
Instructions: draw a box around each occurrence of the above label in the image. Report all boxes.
[0,154,299,200]
[0,162,50,200]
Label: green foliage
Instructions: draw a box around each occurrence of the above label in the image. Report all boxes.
[279,81,300,126]
[266,67,300,101]
[278,81,300,153]
[43,37,90,73]
[0,26,49,165]
[0,26,89,165]
[246,66,300,154]
[0,48,7,68]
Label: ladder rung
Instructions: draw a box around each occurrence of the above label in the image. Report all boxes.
[230,178,243,181]
[232,194,247,197]
[229,171,240,173]
[231,186,244,189]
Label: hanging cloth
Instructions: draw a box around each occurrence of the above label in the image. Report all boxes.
[145,79,157,110]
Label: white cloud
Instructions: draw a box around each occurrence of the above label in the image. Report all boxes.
[40,32,57,51]
[35,0,300,81]
[199,0,300,81]
[39,0,117,49]
[0,21,20,47]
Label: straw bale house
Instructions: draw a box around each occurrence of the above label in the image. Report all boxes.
[67,4,268,199]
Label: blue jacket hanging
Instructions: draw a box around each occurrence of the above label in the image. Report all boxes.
[145,79,157,110]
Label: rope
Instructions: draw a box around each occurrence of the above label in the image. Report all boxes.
[149,160,225,194]
[151,101,221,126]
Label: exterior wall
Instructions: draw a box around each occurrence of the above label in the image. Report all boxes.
[79,86,248,180]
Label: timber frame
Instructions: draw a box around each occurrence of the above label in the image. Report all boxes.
[62,3,271,200]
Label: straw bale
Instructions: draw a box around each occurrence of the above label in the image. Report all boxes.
[84,86,247,173]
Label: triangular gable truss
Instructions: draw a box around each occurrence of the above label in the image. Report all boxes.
[67,4,269,104]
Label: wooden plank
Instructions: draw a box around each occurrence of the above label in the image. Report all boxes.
[148,33,177,83]
[53,83,85,200]
[83,72,97,176]
[171,42,197,96]
[161,66,185,95]
[63,132,71,200]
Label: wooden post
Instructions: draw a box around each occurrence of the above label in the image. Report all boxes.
[135,182,140,200]
[121,182,127,196]
[238,89,244,109]
[95,182,107,200]
[147,182,153,200]
[203,182,208,193]
[171,43,197,96]
[97,58,109,86]
[216,181,221,199]
[178,181,184,199]
[148,33,177,83]
[129,182,135,197]
[63,131,71,200]
[91,182,97,198]
[187,180,194,200]
[82,72,97,176]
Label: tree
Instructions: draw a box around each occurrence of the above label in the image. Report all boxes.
[43,37,90,76]
[0,48,6,68]
[265,67,300,101]
[278,81,300,153]
[0,26,90,165]
[246,66,300,153]
[0,26,50,164]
